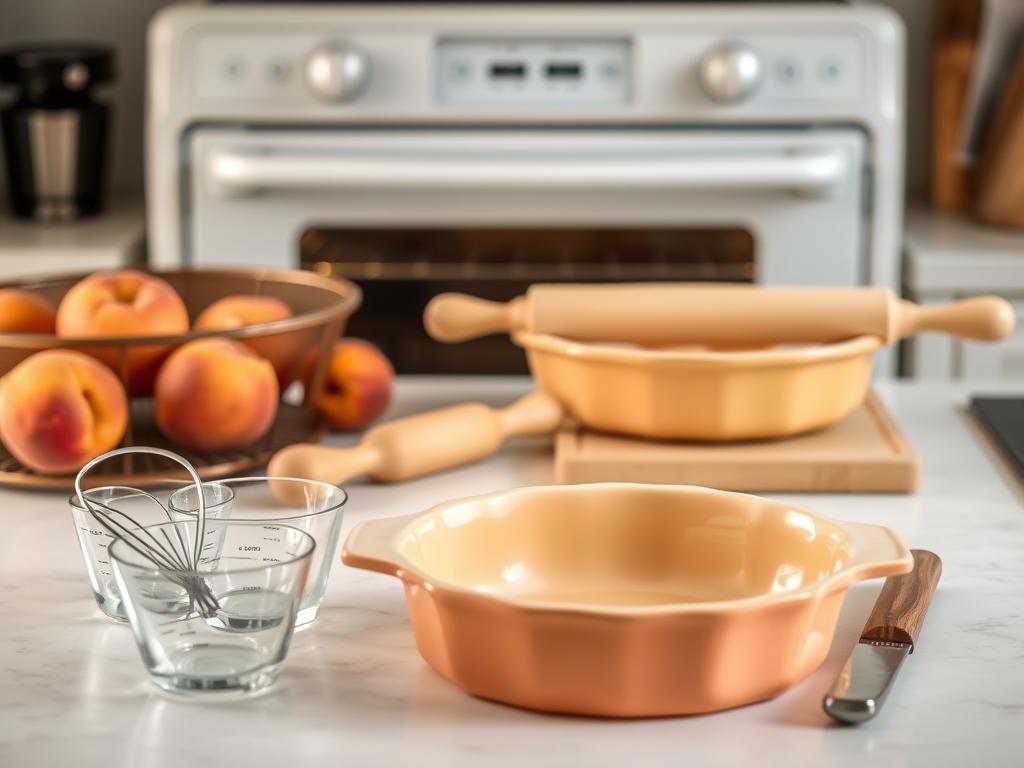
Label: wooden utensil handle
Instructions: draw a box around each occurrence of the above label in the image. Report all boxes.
[896,297,1016,342]
[861,549,942,650]
[268,391,563,487]
[424,293,527,342]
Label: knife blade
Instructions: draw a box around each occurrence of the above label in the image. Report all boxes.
[823,549,942,724]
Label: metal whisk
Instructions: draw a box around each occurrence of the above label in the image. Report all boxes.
[74,446,220,616]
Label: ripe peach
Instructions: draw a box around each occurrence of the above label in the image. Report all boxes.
[0,350,127,474]
[193,295,297,384]
[302,339,393,431]
[155,338,279,453]
[0,289,57,334]
[56,270,190,395]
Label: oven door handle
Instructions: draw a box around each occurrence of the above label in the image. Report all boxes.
[204,146,850,198]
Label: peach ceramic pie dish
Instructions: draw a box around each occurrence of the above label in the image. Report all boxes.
[515,331,881,441]
[343,483,912,717]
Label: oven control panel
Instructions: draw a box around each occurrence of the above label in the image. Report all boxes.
[188,29,865,114]
[435,39,631,106]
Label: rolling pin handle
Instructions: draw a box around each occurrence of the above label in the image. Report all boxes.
[267,391,563,493]
[268,443,382,489]
[895,296,1016,342]
[497,391,565,435]
[424,293,527,343]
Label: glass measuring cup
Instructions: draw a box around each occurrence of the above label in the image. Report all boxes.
[69,484,234,622]
[168,478,346,629]
[110,519,314,697]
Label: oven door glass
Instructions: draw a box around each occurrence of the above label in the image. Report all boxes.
[300,227,753,373]
[188,128,867,373]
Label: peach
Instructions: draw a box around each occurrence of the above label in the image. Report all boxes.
[56,270,190,395]
[302,339,393,431]
[0,350,127,474]
[193,295,297,384]
[0,289,57,334]
[155,338,278,453]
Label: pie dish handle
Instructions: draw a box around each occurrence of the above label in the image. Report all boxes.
[836,520,914,583]
[342,514,417,579]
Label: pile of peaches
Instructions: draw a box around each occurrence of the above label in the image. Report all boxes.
[0,269,392,476]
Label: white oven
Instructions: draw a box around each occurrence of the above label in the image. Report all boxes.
[148,3,904,373]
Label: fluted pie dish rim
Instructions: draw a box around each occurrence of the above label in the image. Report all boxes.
[512,331,882,368]
[342,483,912,615]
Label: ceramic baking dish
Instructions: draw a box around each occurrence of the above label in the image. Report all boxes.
[343,483,912,717]
[517,331,880,441]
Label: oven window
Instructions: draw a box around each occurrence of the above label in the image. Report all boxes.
[301,227,754,374]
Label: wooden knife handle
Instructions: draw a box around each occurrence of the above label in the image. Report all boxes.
[861,549,942,650]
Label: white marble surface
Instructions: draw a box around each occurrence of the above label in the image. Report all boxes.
[1,377,1023,767]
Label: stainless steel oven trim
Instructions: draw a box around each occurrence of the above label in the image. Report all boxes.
[204,142,850,198]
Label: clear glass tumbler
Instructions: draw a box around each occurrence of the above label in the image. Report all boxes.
[69,483,234,622]
[110,519,314,697]
[169,478,346,628]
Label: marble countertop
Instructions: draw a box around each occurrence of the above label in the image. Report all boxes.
[1,377,1022,767]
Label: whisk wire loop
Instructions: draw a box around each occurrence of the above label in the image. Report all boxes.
[74,447,219,615]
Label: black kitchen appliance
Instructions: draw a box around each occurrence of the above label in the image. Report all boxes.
[0,43,116,221]
[971,397,1024,482]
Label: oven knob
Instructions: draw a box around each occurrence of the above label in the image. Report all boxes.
[304,42,372,102]
[698,43,762,103]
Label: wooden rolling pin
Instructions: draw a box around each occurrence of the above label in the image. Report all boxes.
[424,284,1016,347]
[268,392,563,494]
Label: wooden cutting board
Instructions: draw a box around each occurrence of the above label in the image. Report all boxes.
[555,391,919,493]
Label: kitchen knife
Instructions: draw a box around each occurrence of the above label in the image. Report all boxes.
[823,549,941,724]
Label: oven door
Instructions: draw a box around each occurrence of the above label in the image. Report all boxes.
[188,129,868,372]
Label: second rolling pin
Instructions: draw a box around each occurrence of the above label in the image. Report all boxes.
[424,284,1015,347]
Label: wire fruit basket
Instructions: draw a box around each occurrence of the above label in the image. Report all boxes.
[0,268,361,489]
